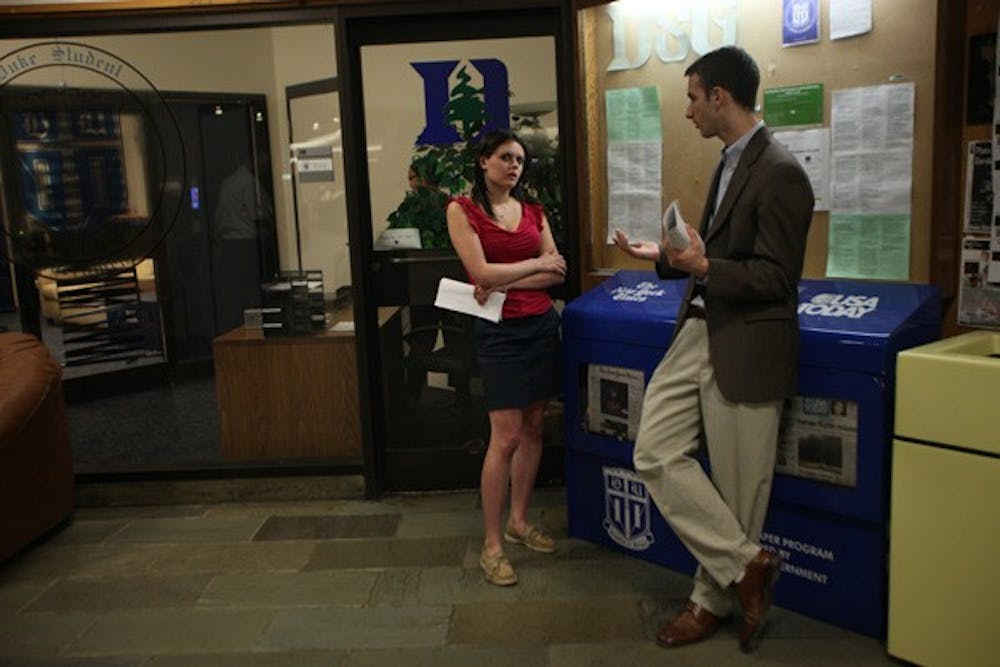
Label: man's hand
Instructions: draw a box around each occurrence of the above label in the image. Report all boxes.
[613,229,662,262]
[664,224,709,278]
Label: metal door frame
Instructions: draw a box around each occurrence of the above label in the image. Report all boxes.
[336,5,580,497]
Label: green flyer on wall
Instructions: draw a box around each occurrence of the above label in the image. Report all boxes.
[764,83,824,127]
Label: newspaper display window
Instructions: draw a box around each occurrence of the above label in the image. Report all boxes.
[777,396,858,487]
[585,364,645,442]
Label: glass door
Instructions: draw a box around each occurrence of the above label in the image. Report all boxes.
[345,10,569,492]
[288,79,350,297]
[284,78,372,467]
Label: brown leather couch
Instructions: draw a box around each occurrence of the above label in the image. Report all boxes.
[0,332,74,562]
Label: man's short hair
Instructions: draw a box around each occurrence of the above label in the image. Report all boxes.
[684,46,760,111]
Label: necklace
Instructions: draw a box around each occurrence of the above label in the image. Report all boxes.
[493,199,514,220]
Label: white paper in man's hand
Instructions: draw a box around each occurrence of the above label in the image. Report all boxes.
[434,277,505,322]
[661,200,690,250]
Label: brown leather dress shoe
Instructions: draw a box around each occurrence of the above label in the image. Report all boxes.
[655,600,722,648]
[733,548,781,652]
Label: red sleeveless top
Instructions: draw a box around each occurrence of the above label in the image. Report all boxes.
[452,195,553,320]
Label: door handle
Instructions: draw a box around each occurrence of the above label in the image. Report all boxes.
[386,255,455,265]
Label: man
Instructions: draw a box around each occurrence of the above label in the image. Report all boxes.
[614,46,813,652]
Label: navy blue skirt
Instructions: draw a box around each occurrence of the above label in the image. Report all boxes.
[474,307,561,411]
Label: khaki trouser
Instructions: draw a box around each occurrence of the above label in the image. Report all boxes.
[633,318,782,616]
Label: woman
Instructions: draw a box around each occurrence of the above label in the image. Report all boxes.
[446,129,566,586]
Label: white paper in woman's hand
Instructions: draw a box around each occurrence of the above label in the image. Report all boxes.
[434,277,506,322]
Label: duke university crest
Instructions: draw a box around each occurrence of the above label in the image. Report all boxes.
[602,467,654,550]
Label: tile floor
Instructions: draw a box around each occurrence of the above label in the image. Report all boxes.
[0,482,900,666]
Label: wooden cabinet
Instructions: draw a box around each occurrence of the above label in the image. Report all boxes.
[213,307,400,462]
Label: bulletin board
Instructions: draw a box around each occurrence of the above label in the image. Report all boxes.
[577,0,938,283]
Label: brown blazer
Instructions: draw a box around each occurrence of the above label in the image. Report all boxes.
[658,127,814,403]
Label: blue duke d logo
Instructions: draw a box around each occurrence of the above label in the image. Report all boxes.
[411,58,510,144]
[603,467,654,550]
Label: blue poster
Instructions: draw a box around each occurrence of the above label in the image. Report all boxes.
[70,109,120,139]
[783,0,820,47]
[11,110,59,142]
[17,149,68,225]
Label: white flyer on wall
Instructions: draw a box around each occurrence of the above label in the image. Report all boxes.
[773,127,830,211]
[829,0,872,41]
[604,87,663,244]
[586,364,645,442]
[830,83,914,214]
[827,82,914,280]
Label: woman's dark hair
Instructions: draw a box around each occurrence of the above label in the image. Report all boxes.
[470,129,531,220]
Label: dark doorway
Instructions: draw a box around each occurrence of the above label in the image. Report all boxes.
[157,93,278,367]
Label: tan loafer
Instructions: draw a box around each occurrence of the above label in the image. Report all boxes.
[503,524,557,553]
[480,549,517,586]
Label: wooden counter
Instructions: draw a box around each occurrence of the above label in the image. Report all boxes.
[213,306,400,462]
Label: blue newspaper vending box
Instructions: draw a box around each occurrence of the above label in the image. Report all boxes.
[562,271,940,637]
[562,272,694,572]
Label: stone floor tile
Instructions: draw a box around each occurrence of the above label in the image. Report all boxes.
[65,609,273,655]
[364,568,423,607]
[108,516,265,543]
[25,574,213,612]
[253,514,400,541]
[73,506,207,521]
[144,542,315,575]
[535,503,568,532]
[41,519,130,548]
[0,543,162,581]
[537,559,675,600]
[448,598,647,645]
[305,536,468,570]
[530,486,569,508]
[3,541,311,580]
[144,649,348,666]
[262,606,451,650]
[370,566,544,607]
[377,490,479,514]
[198,571,378,608]
[0,657,145,667]
[765,605,862,639]
[460,536,611,569]
[548,641,715,667]
[75,475,365,508]
[345,645,548,667]
[202,500,351,518]
[751,636,896,665]
[549,639,738,667]
[394,510,483,539]
[0,579,52,614]
[553,633,895,667]
[0,611,97,657]
[428,504,565,552]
